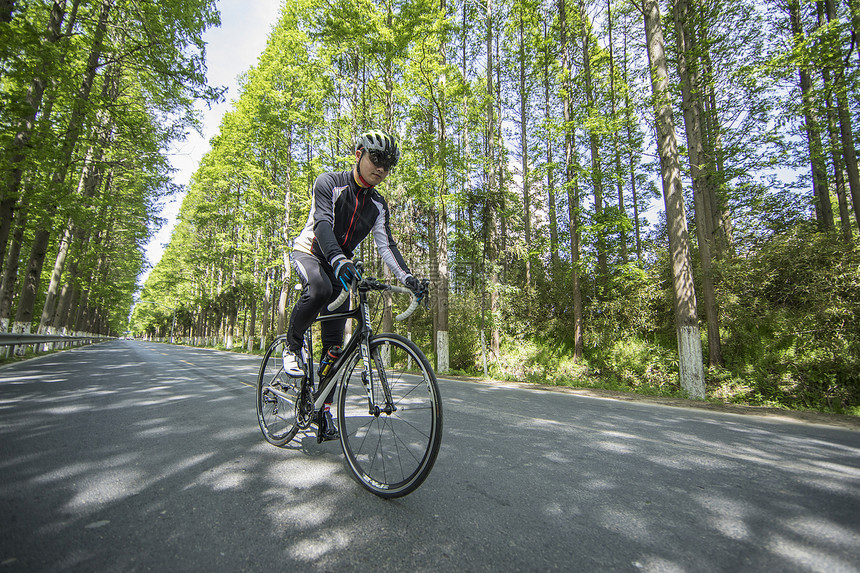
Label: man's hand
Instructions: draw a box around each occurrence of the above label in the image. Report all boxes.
[334,259,360,290]
[404,275,426,299]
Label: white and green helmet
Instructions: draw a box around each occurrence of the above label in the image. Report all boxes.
[356,129,400,168]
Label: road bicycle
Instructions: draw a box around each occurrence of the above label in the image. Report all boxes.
[255,270,442,498]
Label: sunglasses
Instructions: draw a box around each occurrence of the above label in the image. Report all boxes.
[367,150,395,171]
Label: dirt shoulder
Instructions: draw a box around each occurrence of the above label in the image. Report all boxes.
[444,374,860,431]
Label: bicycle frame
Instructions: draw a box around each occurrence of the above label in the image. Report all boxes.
[307,282,393,416]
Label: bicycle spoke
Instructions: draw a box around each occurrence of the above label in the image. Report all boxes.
[367,419,386,482]
[256,337,302,447]
[338,334,442,498]
[390,412,433,441]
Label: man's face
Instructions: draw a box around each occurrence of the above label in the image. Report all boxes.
[356,149,390,187]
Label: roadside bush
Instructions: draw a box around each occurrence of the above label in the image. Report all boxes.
[717,226,860,412]
[447,289,484,373]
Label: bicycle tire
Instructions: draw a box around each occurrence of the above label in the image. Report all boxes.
[337,333,443,498]
[256,336,301,447]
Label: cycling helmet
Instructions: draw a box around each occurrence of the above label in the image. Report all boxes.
[356,129,400,169]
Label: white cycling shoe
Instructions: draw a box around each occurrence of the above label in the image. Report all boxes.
[281,349,304,377]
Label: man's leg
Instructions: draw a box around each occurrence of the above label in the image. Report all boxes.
[282,253,333,377]
[287,252,333,352]
[317,279,348,442]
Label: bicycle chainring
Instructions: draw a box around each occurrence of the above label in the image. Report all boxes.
[295,383,315,429]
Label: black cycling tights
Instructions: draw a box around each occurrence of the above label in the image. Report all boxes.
[287,251,349,402]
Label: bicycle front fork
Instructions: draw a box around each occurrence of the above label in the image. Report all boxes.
[360,342,396,416]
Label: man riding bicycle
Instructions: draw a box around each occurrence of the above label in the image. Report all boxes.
[284,129,424,442]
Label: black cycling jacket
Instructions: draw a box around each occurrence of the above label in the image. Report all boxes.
[292,169,412,282]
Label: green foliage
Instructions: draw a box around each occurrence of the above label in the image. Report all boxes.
[120,0,857,421]
[447,289,484,372]
[477,259,682,396]
[0,0,221,336]
[434,223,860,414]
[716,225,860,412]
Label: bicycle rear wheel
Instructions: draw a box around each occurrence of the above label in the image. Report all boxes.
[256,336,301,446]
[337,333,442,498]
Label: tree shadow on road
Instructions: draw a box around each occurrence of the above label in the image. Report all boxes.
[1,341,858,572]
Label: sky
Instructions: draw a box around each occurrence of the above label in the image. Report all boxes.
[142,0,283,282]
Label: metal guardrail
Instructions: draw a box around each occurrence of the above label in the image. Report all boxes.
[0,333,113,352]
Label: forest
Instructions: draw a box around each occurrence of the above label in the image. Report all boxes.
[1,0,858,413]
[0,1,219,339]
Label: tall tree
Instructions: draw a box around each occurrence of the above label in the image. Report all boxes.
[434,0,452,373]
[621,8,645,261]
[818,0,852,241]
[14,0,111,334]
[643,0,706,398]
[606,0,629,264]
[0,0,77,277]
[673,0,722,366]
[38,64,118,334]
[560,0,584,360]
[517,0,533,286]
[486,0,501,358]
[580,0,608,292]
[823,0,860,232]
[788,0,833,231]
[542,19,559,270]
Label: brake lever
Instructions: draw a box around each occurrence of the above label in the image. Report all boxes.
[421,279,430,310]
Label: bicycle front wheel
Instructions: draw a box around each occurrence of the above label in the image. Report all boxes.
[256,336,300,447]
[337,333,443,498]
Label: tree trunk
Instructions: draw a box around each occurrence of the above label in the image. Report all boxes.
[493,16,505,350]
[607,0,628,264]
[824,0,860,233]
[543,20,559,270]
[623,19,643,261]
[261,268,271,348]
[428,198,439,358]
[698,47,734,256]
[38,84,113,334]
[0,193,27,331]
[820,0,852,241]
[788,0,833,231]
[519,10,532,286]
[580,1,608,292]
[674,0,722,367]
[52,234,85,332]
[62,283,81,333]
[436,196,450,372]
[560,0,583,360]
[249,231,261,351]
[277,127,293,335]
[643,0,706,399]
[39,212,77,333]
[74,288,89,334]
[486,0,500,358]
[14,0,110,332]
[0,1,67,273]
[436,5,450,373]
[850,0,860,63]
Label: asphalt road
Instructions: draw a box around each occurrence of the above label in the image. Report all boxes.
[1,340,858,572]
